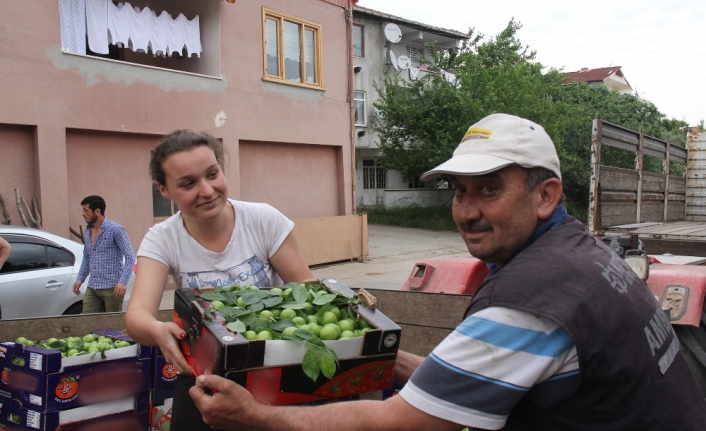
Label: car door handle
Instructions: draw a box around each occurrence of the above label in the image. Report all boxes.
[46,281,64,288]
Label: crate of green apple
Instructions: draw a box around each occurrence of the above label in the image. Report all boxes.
[174,278,401,404]
[12,333,134,359]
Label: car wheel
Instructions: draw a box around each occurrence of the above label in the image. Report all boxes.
[674,310,706,397]
[63,302,83,315]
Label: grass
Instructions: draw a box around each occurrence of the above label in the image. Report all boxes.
[363,202,588,231]
[362,205,458,232]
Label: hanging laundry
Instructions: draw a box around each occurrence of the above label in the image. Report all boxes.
[128,5,152,53]
[100,0,203,58]
[58,0,87,54]
[85,0,109,54]
[409,67,419,81]
[107,2,131,48]
[148,10,171,57]
[166,13,187,57]
[181,14,203,58]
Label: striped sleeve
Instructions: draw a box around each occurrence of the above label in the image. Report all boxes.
[398,307,579,430]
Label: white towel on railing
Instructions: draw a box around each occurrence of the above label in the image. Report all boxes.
[182,14,203,57]
[98,0,203,58]
[107,2,130,48]
[149,10,170,57]
[85,0,109,54]
[128,5,151,53]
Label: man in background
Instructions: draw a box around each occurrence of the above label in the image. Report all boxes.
[73,195,135,313]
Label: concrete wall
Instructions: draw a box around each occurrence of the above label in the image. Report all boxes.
[383,189,454,208]
[0,0,353,248]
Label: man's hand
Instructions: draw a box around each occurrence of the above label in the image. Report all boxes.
[191,374,262,431]
[114,282,127,298]
[72,280,83,295]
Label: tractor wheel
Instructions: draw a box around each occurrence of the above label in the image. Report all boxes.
[674,311,706,397]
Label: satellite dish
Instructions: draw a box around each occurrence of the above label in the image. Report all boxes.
[384,23,402,44]
[397,55,411,70]
[389,50,398,71]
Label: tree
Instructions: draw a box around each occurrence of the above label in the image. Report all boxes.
[373,19,692,221]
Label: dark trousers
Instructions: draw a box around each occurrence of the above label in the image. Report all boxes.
[171,375,228,431]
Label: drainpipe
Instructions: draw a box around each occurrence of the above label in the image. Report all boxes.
[346,1,357,215]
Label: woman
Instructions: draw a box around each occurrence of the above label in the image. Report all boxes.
[126,130,313,430]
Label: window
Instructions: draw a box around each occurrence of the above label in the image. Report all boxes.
[152,184,179,221]
[353,24,364,57]
[363,159,386,190]
[47,246,75,268]
[263,8,323,89]
[59,1,221,77]
[354,91,366,126]
[0,243,49,274]
[406,46,423,68]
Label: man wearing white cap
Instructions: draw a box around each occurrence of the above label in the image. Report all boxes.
[189,114,706,430]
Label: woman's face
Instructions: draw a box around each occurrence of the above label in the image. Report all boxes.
[158,145,228,220]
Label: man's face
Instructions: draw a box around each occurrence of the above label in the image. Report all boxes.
[451,166,541,266]
[81,204,98,224]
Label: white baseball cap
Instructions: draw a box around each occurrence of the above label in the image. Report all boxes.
[420,113,561,181]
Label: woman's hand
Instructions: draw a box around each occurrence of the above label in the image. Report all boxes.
[150,320,194,376]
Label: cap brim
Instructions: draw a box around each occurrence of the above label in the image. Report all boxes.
[420,154,515,181]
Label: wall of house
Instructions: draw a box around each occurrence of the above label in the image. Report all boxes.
[239,141,342,219]
[0,0,353,249]
[352,13,459,208]
[0,125,37,226]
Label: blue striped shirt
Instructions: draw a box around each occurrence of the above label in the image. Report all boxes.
[77,218,135,288]
[399,307,579,429]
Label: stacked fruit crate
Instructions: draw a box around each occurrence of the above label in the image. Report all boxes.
[148,346,178,431]
[0,330,152,430]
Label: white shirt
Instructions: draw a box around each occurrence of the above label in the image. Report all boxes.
[137,200,294,289]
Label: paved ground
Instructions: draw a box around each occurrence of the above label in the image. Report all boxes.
[311,225,467,291]
[159,224,467,309]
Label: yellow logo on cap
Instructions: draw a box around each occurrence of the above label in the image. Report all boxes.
[462,127,493,142]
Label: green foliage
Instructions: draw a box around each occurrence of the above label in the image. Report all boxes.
[365,205,457,232]
[373,19,692,221]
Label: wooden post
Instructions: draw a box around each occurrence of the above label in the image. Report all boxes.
[588,117,603,234]
[663,141,671,222]
[635,127,644,224]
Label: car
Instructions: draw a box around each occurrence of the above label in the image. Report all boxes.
[0,225,135,319]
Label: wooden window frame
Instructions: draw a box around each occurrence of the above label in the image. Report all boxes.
[353,24,364,58]
[262,7,324,90]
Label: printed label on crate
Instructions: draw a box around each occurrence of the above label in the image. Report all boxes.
[1,368,8,385]
[161,363,178,382]
[26,410,40,429]
[29,394,41,406]
[55,377,80,402]
[29,353,42,371]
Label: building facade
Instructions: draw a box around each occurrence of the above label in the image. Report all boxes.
[0,0,359,259]
[351,6,466,207]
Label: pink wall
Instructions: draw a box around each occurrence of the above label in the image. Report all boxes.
[65,130,159,248]
[239,141,341,219]
[0,0,353,249]
[0,125,37,226]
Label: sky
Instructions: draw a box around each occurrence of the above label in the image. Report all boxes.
[356,0,706,126]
